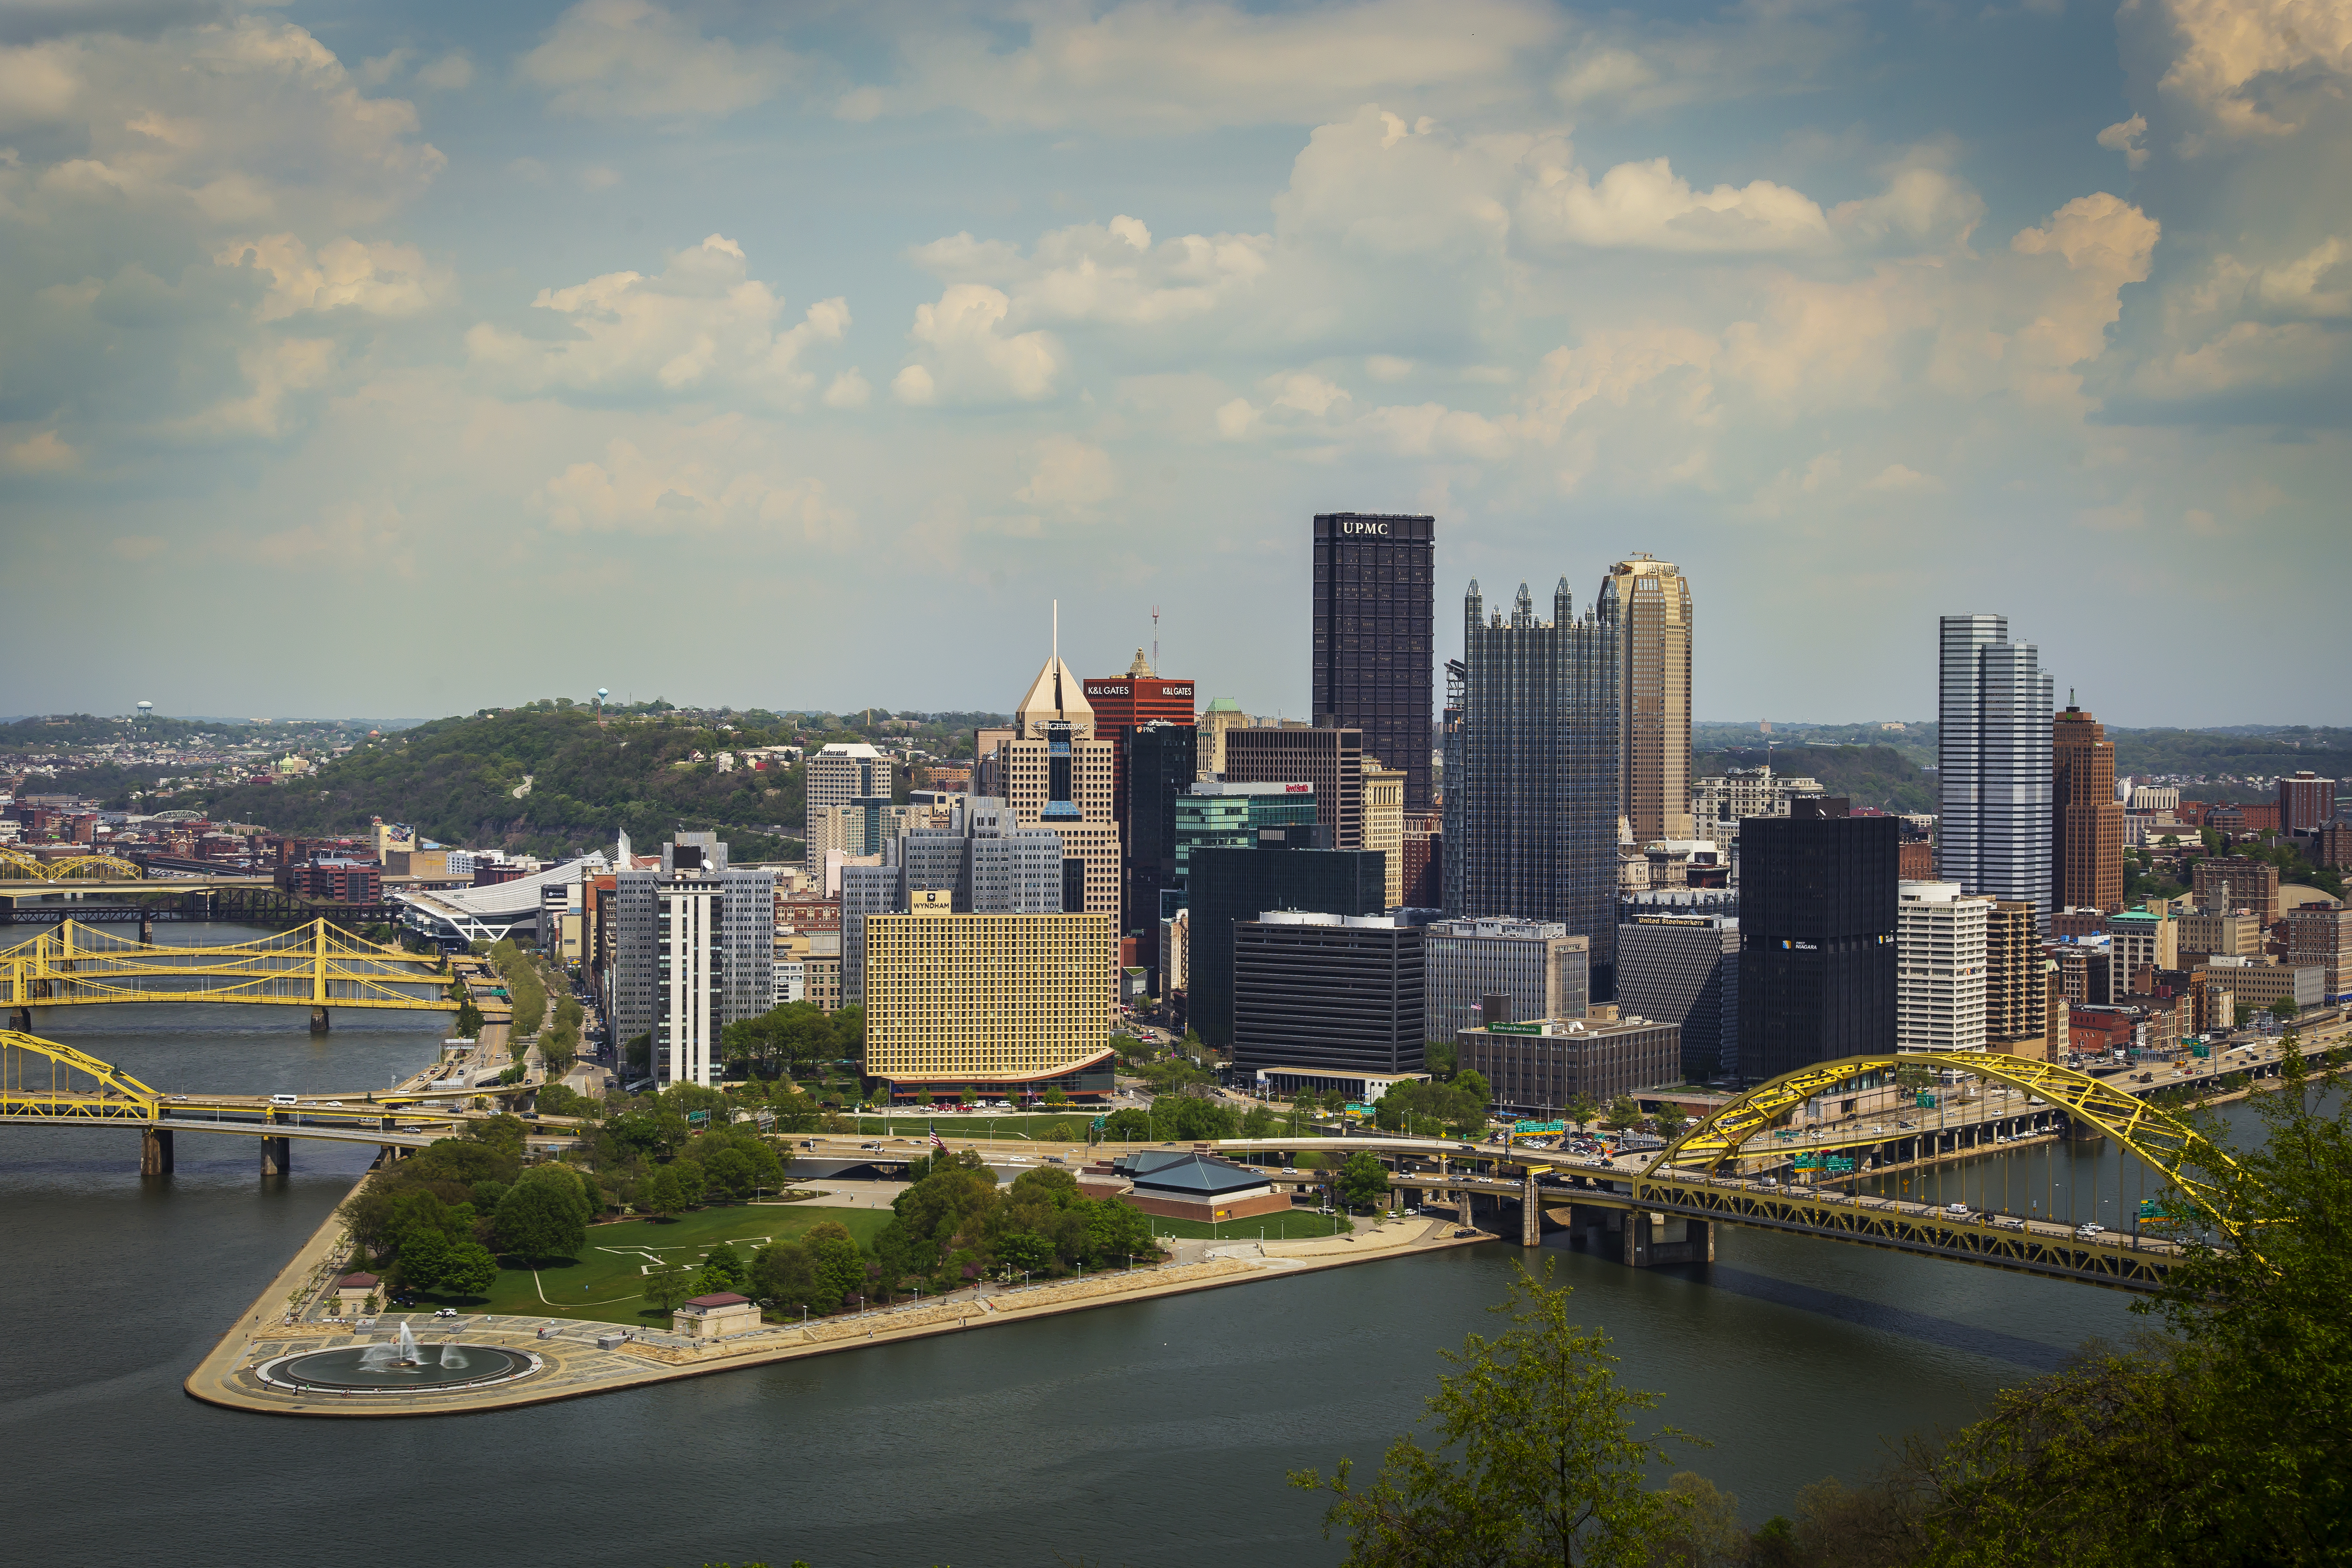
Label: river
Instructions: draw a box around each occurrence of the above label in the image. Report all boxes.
[3,922,2180,1567]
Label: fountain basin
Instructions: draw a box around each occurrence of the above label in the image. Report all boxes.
[259,1340,539,1394]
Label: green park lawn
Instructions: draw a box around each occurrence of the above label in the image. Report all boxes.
[1135,1207,1353,1242]
[450,1204,894,1328]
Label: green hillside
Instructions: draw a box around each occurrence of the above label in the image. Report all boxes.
[1697,744,1937,816]
[156,705,819,860]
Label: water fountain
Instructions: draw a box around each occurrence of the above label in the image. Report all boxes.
[261,1318,536,1394]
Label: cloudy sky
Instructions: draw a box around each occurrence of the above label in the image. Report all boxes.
[2,0,2344,727]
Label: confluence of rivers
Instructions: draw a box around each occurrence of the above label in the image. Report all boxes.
[4,923,2188,1568]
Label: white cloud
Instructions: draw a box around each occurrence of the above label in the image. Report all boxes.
[883,0,1557,132]
[2098,113,2150,169]
[181,336,339,438]
[0,18,443,230]
[216,234,447,321]
[894,284,1063,404]
[1365,355,1414,381]
[5,429,80,472]
[533,421,854,543]
[519,0,794,119]
[416,51,474,91]
[910,216,1271,328]
[1519,155,1832,254]
[823,369,871,409]
[465,235,848,406]
[2150,0,2352,140]
[1013,435,1117,513]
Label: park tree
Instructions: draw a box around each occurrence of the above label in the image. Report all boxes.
[696,1241,748,1295]
[454,997,485,1040]
[1338,1151,1392,1212]
[1291,1264,1694,1566]
[2269,996,2300,1024]
[493,1166,593,1262]
[1654,1103,1692,1143]
[1565,1094,1601,1134]
[1604,1095,1643,1133]
[643,1260,697,1314]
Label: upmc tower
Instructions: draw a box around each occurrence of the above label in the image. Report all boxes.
[1312,512,1435,812]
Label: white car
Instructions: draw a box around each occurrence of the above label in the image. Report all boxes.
[2075,1223,2104,1239]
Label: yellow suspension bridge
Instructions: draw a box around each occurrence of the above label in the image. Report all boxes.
[0,845,144,881]
[0,1030,580,1175]
[0,919,451,1033]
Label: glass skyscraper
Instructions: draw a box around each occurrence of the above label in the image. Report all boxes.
[1938,614,2054,927]
[1442,578,1621,997]
[1312,512,1435,812]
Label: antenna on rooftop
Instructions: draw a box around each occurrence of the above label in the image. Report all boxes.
[1152,603,1160,670]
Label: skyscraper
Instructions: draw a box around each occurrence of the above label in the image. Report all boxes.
[1184,842,1387,1048]
[1938,615,2054,925]
[1222,725,1363,849]
[1313,512,1435,812]
[1602,556,1694,844]
[1443,578,1620,996]
[982,619,1122,919]
[1737,799,1898,1084]
[1084,651,1196,926]
[2052,701,2124,913]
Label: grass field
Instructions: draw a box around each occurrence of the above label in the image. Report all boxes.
[1136,1207,1353,1242]
[426,1204,894,1327]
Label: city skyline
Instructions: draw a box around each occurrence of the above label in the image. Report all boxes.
[3,2,2347,726]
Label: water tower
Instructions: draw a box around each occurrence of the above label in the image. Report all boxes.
[136,700,153,722]
[596,687,609,713]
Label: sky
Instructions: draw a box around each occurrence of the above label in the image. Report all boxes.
[1,0,2346,728]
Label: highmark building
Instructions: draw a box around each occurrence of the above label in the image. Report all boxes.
[861,891,1117,1104]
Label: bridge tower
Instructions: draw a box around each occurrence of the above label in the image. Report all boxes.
[141,1126,173,1176]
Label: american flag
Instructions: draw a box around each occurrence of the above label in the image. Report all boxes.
[930,1128,946,1151]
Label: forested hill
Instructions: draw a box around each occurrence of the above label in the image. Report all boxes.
[1698,744,1937,816]
[159,706,819,861]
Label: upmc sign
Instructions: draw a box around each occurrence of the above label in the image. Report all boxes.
[1341,520,1390,536]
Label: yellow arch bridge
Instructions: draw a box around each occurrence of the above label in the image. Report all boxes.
[0,919,450,1032]
[0,845,144,882]
[0,1030,580,1175]
[1174,1050,2247,1292]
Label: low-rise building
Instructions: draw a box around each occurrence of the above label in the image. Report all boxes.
[673,1292,762,1339]
[2199,958,2323,1016]
[1111,1149,1294,1224]
[1614,912,1738,1082]
[1458,1016,1680,1117]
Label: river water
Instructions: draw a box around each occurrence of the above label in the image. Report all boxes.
[3,923,2188,1567]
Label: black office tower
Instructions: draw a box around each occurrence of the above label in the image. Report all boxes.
[1185,842,1387,1050]
[1233,916,1425,1077]
[1314,513,1435,812]
[1736,801,1897,1085]
[1123,720,1196,978]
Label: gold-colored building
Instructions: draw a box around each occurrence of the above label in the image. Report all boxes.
[862,893,1116,1099]
[1601,556,1694,844]
[1361,756,1405,908]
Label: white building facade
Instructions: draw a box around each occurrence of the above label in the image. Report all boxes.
[1898,881,1992,1054]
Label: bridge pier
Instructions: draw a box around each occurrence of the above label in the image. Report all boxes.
[309,1005,330,1035]
[8,1007,28,1032]
[1521,1169,1540,1246]
[140,1126,174,1176]
[1623,1211,1715,1268]
[138,912,154,944]
[260,1136,291,1179]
